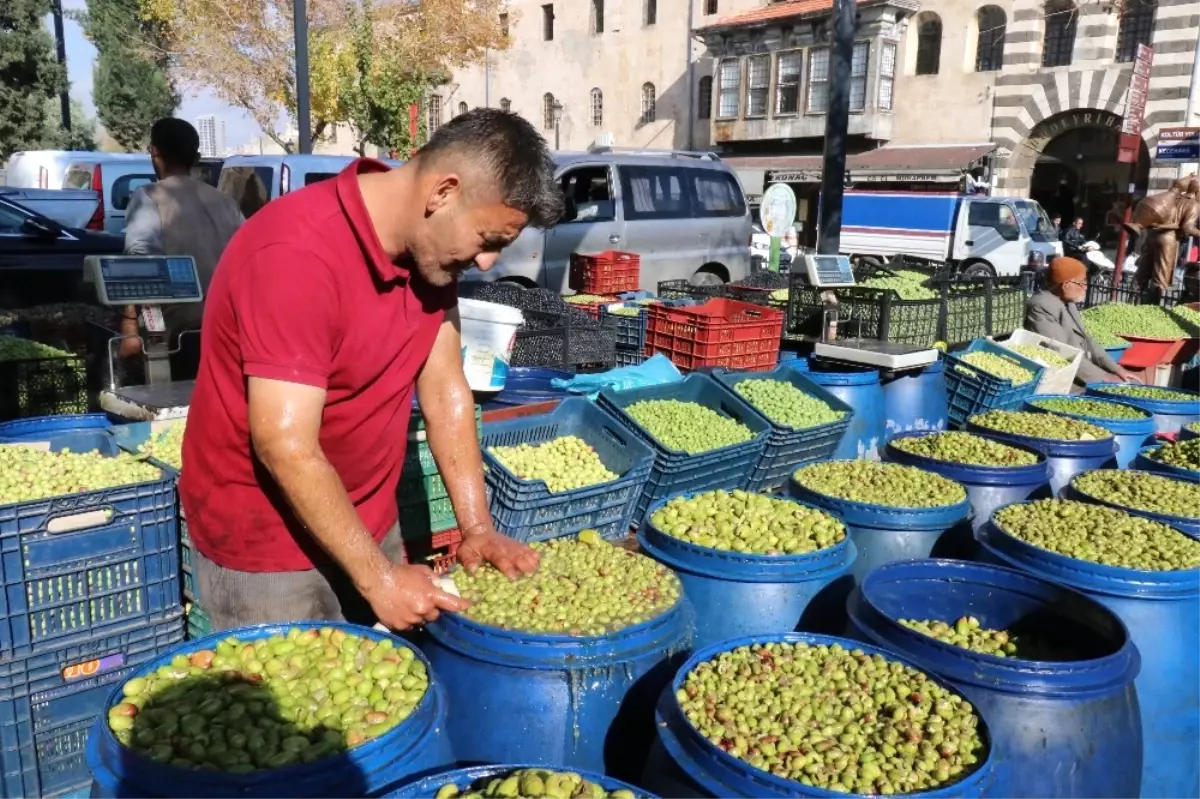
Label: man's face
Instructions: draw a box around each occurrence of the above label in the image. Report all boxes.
[1073,218,1083,229]
[410,173,529,288]
[1058,278,1087,303]
[1052,216,1061,227]
[148,145,165,180]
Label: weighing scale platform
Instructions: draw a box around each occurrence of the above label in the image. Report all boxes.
[100,381,194,422]
[814,340,939,371]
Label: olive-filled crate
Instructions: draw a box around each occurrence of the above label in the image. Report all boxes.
[783,271,941,347]
[943,339,1046,428]
[570,250,640,295]
[0,440,182,661]
[0,350,87,422]
[481,397,655,542]
[656,279,731,303]
[713,366,854,492]
[600,298,699,352]
[597,374,771,528]
[511,310,617,371]
[646,298,783,372]
[933,275,1029,345]
[0,609,184,799]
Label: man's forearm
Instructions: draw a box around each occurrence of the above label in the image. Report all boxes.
[420,381,492,537]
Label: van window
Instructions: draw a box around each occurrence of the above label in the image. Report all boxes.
[690,170,746,218]
[618,165,689,221]
[112,174,156,210]
[968,201,1020,238]
[219,166,275,218]
[558,166,615,223]
[304,172,338,186]
[194,161,223,187]
[0,204,27,234]
[64,165,94,190]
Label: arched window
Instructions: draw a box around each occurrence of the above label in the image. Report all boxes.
[1116,0,1156,63]
[1042,0,1077,68]
[697,75,713,120]
[641,82,657,124]
[457,101,468,116]
[543,93,557,130]
[500,98,512,113]
[590,88,603,127]
[975,6,1006,72]
[915,12,942,75]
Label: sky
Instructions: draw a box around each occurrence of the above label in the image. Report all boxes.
[51,0,265,149]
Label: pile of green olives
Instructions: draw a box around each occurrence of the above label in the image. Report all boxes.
[489,436,618,493]
[677,640,987,794]
[1073,469,1199,519]
[0,445,161,505]
[890,431,1038,467]
[970,410,1111,441]
[434,769,636,799]
[606,306,641,317]
[626,399,754,454]
[793,461,967,508]
[0,337,73,362]
[650,489,845,555]
[1003,344,1070,369]
[1082,303,1195,345]
[1147,439,1200,472]
[955,352,1036,386]
[1093,384,1199,403]
[1028,397,1148,421]
[732,378,846,430]
[899,617,1020,658]
[138,423,186,470]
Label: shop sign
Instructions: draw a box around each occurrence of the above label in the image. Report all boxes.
[850,172,959,183]
[1155,127,1200,163]
[766,169,823,183]
[1118,44,1154,163]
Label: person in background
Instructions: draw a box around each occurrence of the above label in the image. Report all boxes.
[180,109,563,631]
[1025,257,1140,387]
[1051,214,1063,236]
[119,118,244,375]
[1061,216,1087,259]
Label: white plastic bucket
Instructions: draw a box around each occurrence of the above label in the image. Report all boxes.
[458,298,523,393]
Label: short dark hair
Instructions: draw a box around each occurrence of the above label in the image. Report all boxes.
[150,118,200,169]
[415,108,563,228]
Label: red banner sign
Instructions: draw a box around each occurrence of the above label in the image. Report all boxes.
[1117,44,1154,163]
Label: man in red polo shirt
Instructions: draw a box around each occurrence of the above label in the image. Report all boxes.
[180,109,563,631]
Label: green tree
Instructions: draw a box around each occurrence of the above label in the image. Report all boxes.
[0,0,66,161]
[80,0,177,150]
[43,99,98,150]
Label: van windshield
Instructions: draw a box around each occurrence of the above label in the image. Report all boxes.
[219,166,274,218]
[1013,199,1058,242]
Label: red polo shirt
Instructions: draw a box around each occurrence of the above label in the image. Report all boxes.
[180,159,456,572]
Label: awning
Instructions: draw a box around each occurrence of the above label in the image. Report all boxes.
[723,144,996,189]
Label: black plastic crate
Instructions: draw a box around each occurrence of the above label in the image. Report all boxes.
[0,353,87,422]
[656,279,730,303]
[783,271,941,346]
[511,310,616,370]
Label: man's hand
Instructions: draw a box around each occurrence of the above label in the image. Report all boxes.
[1116,368,1143,383]
[362,562,470,629]
[457,529,540,579]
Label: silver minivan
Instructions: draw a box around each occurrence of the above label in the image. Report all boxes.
[472,147,752,292]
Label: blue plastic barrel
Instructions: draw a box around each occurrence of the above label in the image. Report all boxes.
[638,493,857,647]
[847,559,1142,799]
[421,598,693,782]
[790,464,972,582]
[978,509,1199,799]
[1085,383,1200,436]
[964,422,1116,495]
[1133,444,1200,483]
[86,622,454,799]
[881,359,949,438]
[884,432,1051,533]
[382,764,658,798]
[1023,395,1155,469]
[1067,469,1200,539]
[1104,343,1130,364]
[805,361,885,460]
[649,632,995,799]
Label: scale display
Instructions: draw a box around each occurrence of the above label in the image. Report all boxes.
[86,255,203,306]
[803,254,856,288]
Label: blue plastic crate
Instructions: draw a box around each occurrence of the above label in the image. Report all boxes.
[481,397,655,542]
[713,366,855,492]
[600,304,648,350]
[596,374,771,528]
[943,339,1046,429]
[0,447,181,661]
[615,347,647,368]
[0,414,111,444]
[0,610,184,799]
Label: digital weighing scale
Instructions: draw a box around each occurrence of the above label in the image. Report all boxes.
[798,253,940,372]
[84,254,203,421]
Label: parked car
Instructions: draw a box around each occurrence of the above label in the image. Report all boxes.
[0,195,123,307]
[464,146,753,293]
[218,154,351,218]
[4,150,107,189]
[0,187,101,229]
[62,156,157,234]
[195,157,224,188]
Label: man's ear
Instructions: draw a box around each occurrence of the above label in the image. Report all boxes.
[426,173,462,214]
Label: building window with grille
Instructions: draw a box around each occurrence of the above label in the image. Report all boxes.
[542,4,554,40]
[774,51,801,115]
[745,55,770,117]
[1116,0,1156,63]
[1042,0,1076,68]
[645,0,656,25]
[697,76,713,119]
[641,83,657,124]
[718,59,740,118]
[878,41,896,111]
[915,12,942,75]
[499,12,509,37]
[500,97,512,112]
[704,0,717,15]
[590,88,603,127]
[807,47,830,113]
[591,0,604,34]
[427,95,442,134]
[849,41,869,110]
[975,6,1006,71]
[543,93,556,130]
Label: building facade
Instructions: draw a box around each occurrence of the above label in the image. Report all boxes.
[195,115,226,159]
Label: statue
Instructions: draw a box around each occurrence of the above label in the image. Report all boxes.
[1124,177,1200,296]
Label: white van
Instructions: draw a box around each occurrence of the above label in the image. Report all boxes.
[469,147,753,292]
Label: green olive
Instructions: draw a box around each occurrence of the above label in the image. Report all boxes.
[625,399,754,454]
[793,461,967,508]
[0,444,162,505]
[489,436,618,493]
[650,489,845,555]
[891,431,1038,467]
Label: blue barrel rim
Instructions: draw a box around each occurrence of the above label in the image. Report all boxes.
[884,430,1050,488]
[659,631,996,799]
[1023,394,1154,431]
[638,491,856,583]
[805,360,882,385]
[1133,443,1200,482]
[790,460,972,531]
[0,412,113,438]
[1085,381,1200,415]
[1067,469,1200,536]
[425,591,693,671]
[979,502,1200,600]
[964,419,1117,458]
[382,763,659,798]
[87,621,444,791]
[848,558,1141,696]
[880,356,946,378]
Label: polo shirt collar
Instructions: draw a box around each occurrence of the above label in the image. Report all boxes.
[337,158,410,284]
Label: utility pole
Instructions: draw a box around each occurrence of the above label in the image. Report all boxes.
[293,0,312,154]
[51,0,71,131]
[816,0,855,254]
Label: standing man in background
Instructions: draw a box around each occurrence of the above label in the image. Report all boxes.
[120,118,244,376]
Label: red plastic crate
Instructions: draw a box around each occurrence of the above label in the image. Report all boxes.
[646,298,783,371]
[429,538,461,576]
[569,251,640,294]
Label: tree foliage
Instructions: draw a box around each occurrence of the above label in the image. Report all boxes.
[43,99,98,151]
[0,0,67,161]
[80,0,178,151]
